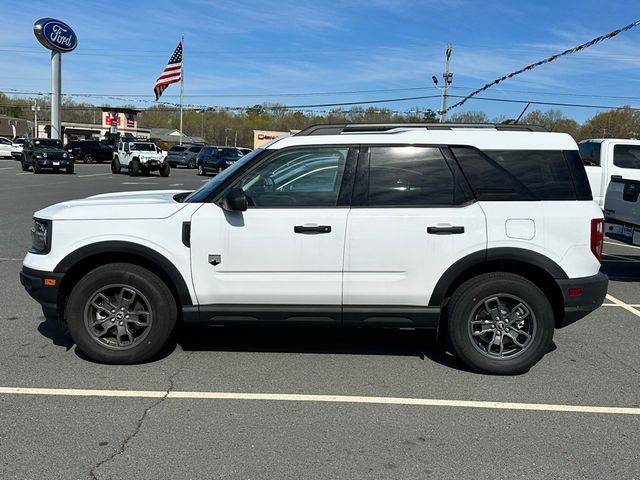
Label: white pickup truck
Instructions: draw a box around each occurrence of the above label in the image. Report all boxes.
[580,139,640,208]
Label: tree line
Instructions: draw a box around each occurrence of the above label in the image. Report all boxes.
[2,91,638,145]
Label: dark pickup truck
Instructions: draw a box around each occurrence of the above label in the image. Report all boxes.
[604,176,640,244]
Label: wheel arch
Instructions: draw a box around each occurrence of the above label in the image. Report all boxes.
[430,248,567,328]
[54,241,193,319]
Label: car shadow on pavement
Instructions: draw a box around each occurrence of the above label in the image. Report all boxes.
[177,326,476,373]
[37,318,178,364]
[601,255,640,281]
[37,318,74,350]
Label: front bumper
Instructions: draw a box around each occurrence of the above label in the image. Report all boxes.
[20,266,64,319]
[556,272,608,327]
[35,159,73,168]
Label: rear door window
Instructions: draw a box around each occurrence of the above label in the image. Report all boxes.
[613,145,640,169]
[366,146,466,207]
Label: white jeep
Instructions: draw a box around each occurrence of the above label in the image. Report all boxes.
[21,123,607,374]
[111,140,169,176]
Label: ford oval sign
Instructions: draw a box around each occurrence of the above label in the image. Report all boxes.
[33,18,77,53]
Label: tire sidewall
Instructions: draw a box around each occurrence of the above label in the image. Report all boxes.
[447,274,554,375]
[66,264,177,364]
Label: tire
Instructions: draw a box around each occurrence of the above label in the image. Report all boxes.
[188,159,196,169]
[129,160,140,176]
[21,155,29,171]
[66,163,74,174]
[159,163,170,177]
[65,263,177,364]
[83,153,93,164]
[33,159,42,174]
[111,157,121,174]
[197,164,205,176]
[446,272,554,375]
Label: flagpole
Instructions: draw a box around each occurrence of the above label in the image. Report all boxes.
[179,35,184,145]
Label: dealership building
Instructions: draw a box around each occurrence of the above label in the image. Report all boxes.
[36,107,150,142]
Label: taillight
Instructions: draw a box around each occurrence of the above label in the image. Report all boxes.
[591,218,604,261]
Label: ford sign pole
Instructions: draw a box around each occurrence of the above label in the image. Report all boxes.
[33,18,77,141]
[51,51,61,139]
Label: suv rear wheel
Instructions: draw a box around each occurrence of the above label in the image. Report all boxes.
[83,153,93,164]
[446,272,554,375]
[197,164,205,176]
[65,263,177,364]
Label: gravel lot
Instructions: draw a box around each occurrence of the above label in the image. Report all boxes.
[0,158,638,479]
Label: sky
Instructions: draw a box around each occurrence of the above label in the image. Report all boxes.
[1,0,640,122]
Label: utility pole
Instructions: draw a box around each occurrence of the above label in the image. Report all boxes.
[440,45,453,123]
[31,100,41,137]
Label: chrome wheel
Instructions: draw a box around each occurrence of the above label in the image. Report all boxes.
[468,294,536,359]
[83,284,153,350]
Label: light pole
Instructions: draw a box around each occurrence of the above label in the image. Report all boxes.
[432,45,453,122]
[31,100,41,137]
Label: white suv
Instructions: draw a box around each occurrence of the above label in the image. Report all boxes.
[111,140,169,176]
[20,123,607,374]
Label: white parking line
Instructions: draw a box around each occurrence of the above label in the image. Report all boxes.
[0,387,638,415]
[0,257,21,261]
[121,182,159,185]
[605,294,640,318]
[0,166,14,170]
[16,172,31,175]
[78,173,111,178]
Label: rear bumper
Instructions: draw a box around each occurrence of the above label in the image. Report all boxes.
[19,266,64,319]
[557,272,608,327]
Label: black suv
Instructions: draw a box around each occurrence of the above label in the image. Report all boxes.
[21,138,74,174]
[196,146,244,175]
[65,140,113,164]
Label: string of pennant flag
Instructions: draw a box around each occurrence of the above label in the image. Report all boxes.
[443,19,640,114]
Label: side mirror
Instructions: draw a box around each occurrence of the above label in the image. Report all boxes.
[222,188,248,212]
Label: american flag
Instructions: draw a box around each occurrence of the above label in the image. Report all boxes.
[154,41,183,100]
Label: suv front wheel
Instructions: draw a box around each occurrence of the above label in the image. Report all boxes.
[65,263,177,364]
[446,272,554,375]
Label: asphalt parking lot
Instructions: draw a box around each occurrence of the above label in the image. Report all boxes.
[0,158,638,480]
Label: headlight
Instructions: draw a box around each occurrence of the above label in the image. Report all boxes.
[30,219,51,254]
[42,152,47,158]
[63,153,67,158]
[226,160,234,165]
[35,155,42,159]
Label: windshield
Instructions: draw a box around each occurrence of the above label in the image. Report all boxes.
[34,139,61,148]
[131,143,156,151]
[184,148,265,203]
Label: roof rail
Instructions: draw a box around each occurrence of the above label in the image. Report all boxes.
[295,123,547,136]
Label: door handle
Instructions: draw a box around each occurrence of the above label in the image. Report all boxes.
[294,225,332,234]
[427,226,465,235]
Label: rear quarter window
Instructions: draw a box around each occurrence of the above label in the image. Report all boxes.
[451,147,579,201]
[170,146,187,152]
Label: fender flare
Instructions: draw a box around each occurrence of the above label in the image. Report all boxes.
[54,241,193,306]
[428,247,568,307]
